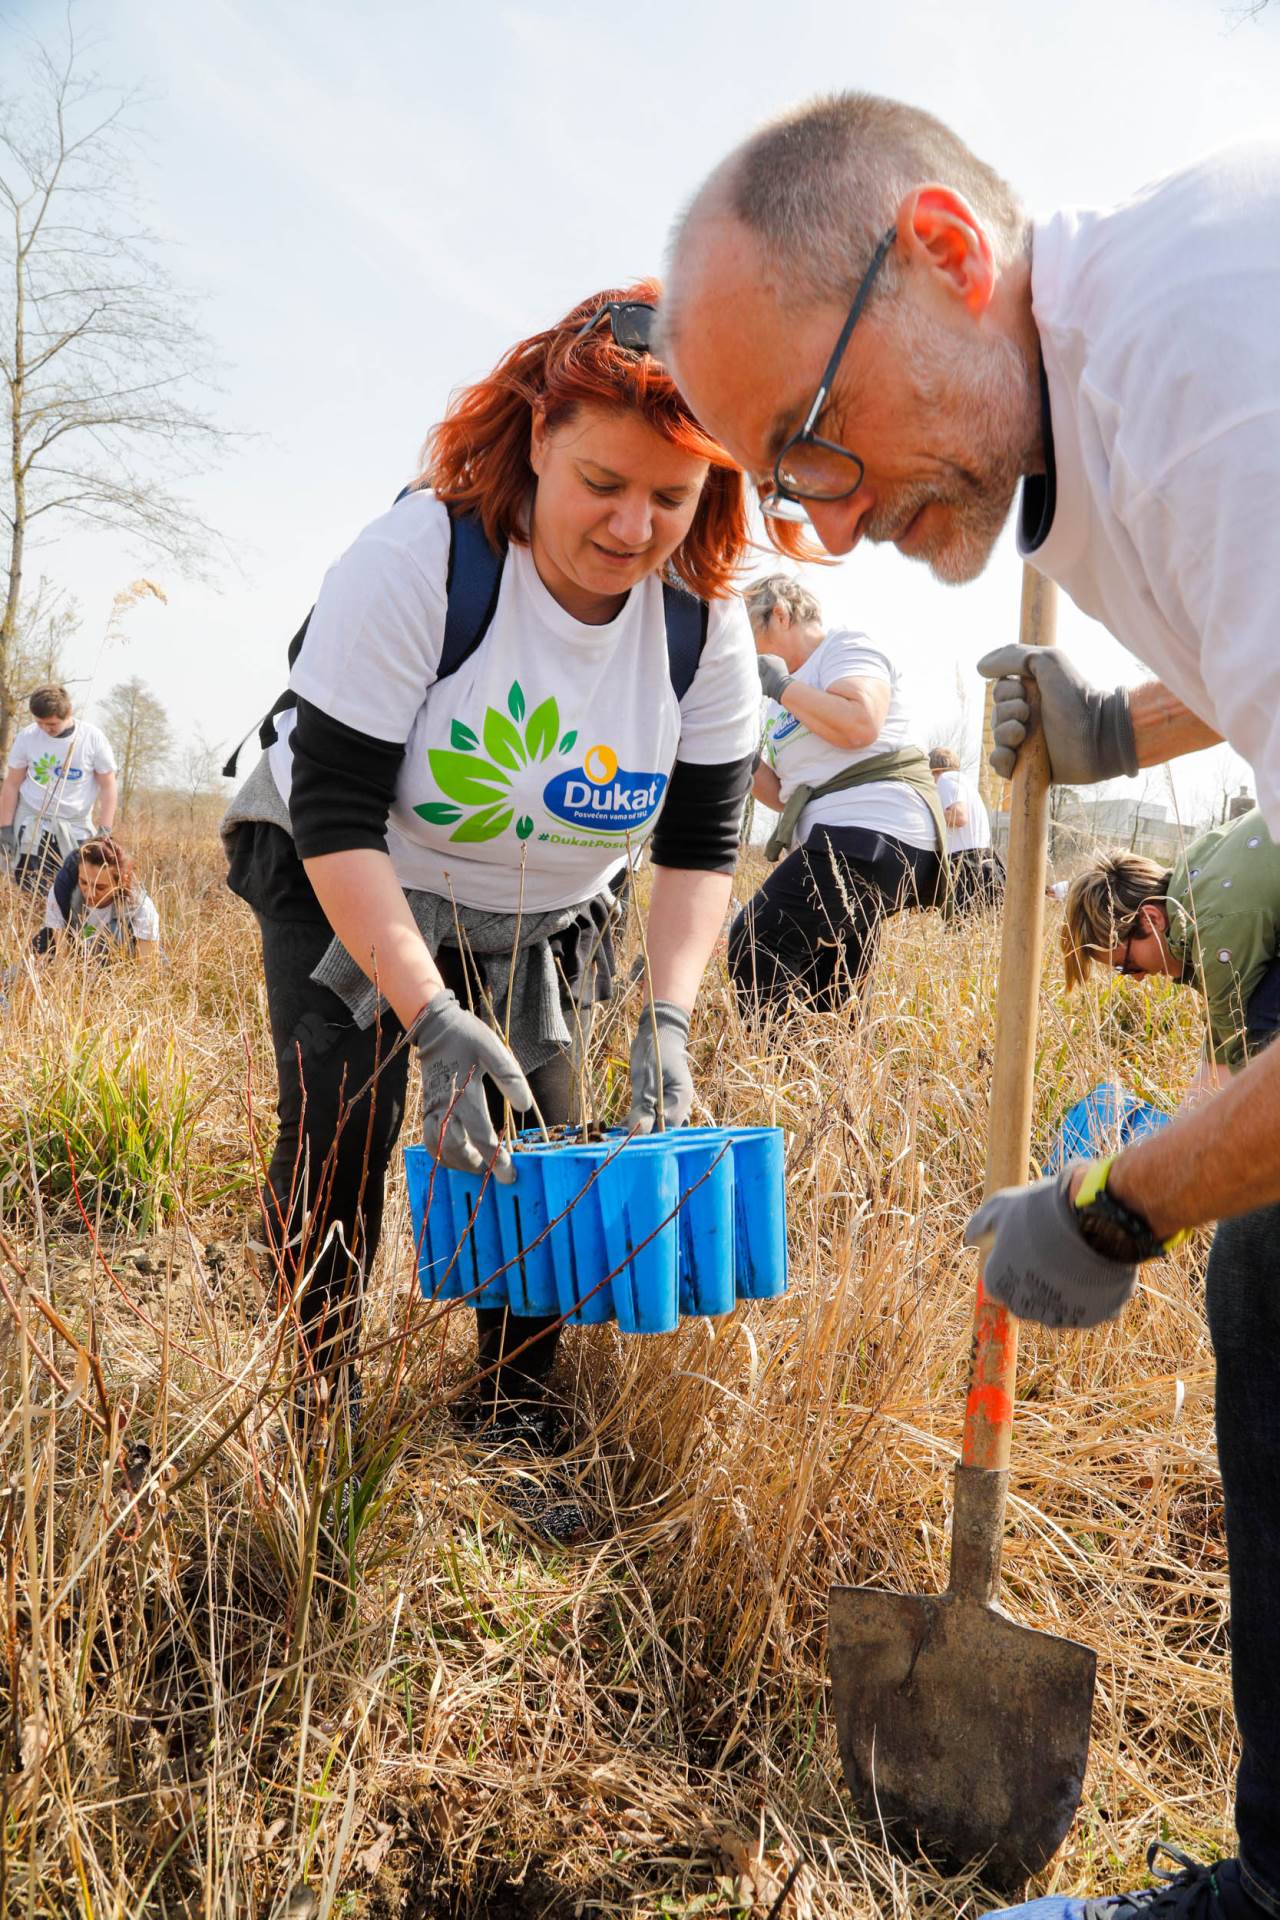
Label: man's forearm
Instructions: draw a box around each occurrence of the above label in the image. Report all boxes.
[0,771,22,828]
[643,866,732,1010]
[1129,682,1222,769]
[1105,1040,1280,1234]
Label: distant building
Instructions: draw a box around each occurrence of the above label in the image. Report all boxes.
[1228,785,1256,821]
[993,789,1208,868]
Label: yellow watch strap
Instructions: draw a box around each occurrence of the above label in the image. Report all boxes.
[1074,1155,1116,1212]
[1074,1153,1192,1254]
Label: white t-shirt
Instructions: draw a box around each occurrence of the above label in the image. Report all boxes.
[763,631,935,852]
[1023,143,1280,836]
[8,720,116,824]
[935,769,991,854]
[44,883,160,946]
[269,491,760,911]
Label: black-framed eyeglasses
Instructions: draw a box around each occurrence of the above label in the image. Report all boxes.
[573,301,657,353]
[1115,929,1143,978]
[761,225,897,526]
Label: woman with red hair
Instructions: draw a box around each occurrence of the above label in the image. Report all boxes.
[223,283,771,1514]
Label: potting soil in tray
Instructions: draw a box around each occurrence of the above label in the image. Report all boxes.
[403,1126,788,1333]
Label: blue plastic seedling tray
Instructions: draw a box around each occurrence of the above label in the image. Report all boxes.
[403,1125,788,1334]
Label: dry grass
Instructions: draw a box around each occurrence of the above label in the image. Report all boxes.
[0,835,1231,1918]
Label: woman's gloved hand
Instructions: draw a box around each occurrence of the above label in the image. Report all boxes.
[756,654,794,703]
[626,1000,693,1133]
[413,989,532,1184]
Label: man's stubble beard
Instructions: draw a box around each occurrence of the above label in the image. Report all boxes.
[869,305,1040,585]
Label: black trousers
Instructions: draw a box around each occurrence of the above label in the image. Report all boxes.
[728,823,941,1015]
[1200,965,1280,1902]
[947,846,1005,915]
[255,912,573,1408]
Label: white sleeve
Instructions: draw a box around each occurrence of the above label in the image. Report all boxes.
[42,885,66,932]
[674,595,761,764]
[128,893,161,942]
[8,726,33,772]
[289,493,451,745]
[817,631,894,692]
[1118,412,1280,839]
[936,772,961,808]
[89,725,118,774]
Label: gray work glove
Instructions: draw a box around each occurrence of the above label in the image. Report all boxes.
[756,654,794,703]
[627,1000,693,1133]
[977,645,1138,785]
[413,989,532,1185]
[0,822,17,857]
[964,1168,1138,1329]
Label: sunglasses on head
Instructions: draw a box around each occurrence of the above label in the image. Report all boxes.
[573,301,658,353]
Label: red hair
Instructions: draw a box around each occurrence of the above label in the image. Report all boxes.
[420,280,809,600]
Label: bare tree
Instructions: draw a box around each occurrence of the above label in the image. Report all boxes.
[176,729,225,829]
[98,674,172,815]
[3,574,80,748]
[0,24,226,747]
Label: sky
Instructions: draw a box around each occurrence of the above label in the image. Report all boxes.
[11,0,1280,820]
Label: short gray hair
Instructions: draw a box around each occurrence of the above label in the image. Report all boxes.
[743,573,823,631]
[670,92,1027,323]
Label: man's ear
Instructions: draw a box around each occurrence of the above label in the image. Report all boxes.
[895,185,996,316]
[1142,901,1170,936]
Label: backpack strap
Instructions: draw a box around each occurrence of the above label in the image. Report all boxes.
[440,509,506,677]
[661,581,710,703]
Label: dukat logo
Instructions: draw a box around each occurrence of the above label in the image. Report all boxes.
[414,682,665,845]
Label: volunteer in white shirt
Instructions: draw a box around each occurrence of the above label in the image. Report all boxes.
[222,281,771,1494]
[1,684,118,889]
[730,574,942,1014]
[928,747,1002,911]
[34,835,160,961]
[662,93,1280,1920]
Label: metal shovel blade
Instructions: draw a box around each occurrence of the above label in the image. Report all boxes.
[828,1579,1096,1888]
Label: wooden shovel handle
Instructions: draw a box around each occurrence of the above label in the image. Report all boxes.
[961,566,1057,1474]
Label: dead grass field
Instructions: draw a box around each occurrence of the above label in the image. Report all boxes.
[0,832,1231,1918]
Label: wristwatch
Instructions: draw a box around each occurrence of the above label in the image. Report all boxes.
[1072,1157,1188,1263]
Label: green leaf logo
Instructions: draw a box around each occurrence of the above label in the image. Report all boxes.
[31,753,58,784]
[414,800,464,825]
[524,697,560,762]
[427,750,510,807]
[418,688,580,845]
[483,707,527,770]
[452,803,514,843]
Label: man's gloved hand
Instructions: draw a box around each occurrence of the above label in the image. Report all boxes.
[964,1167,1138,1329]
[627,1001,693,1133]
[976,645,1138,785]
[0,823,17,858]
[414,989,532,1185]
[756,654,794,703]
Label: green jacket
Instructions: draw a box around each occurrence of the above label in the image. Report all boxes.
[1165,808,1280,1070]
